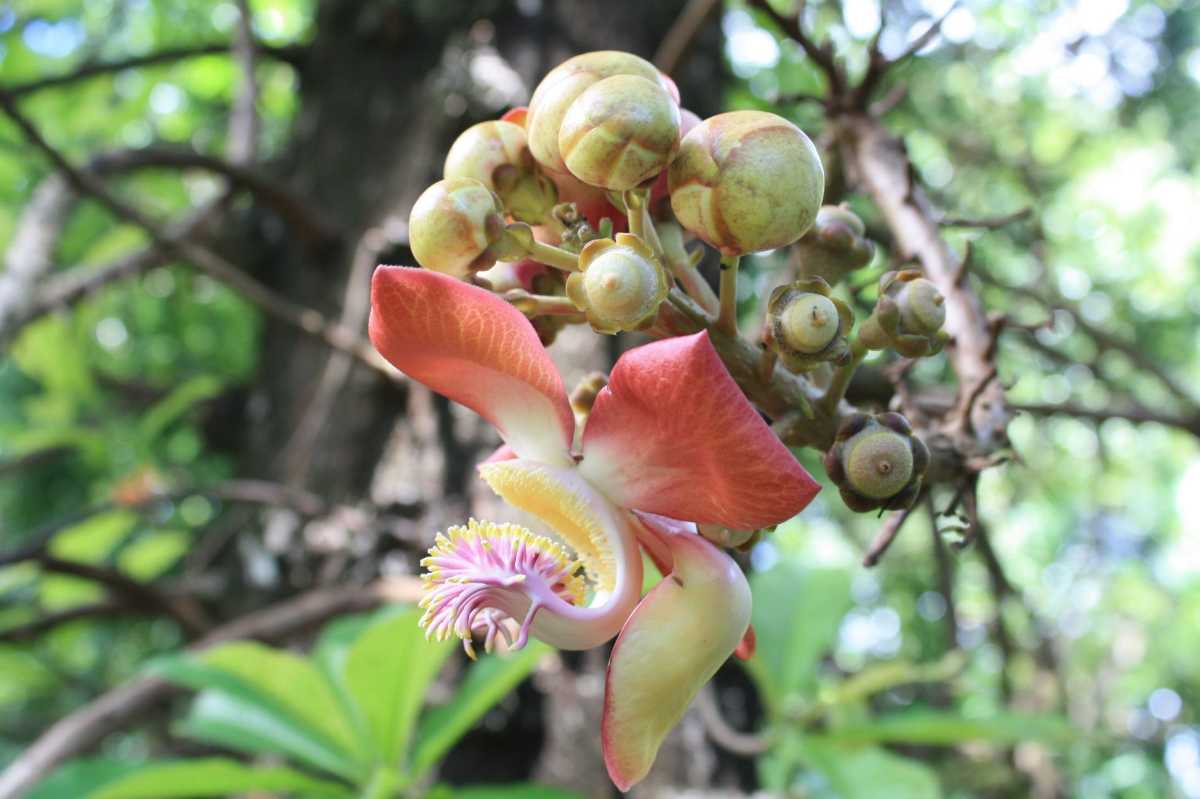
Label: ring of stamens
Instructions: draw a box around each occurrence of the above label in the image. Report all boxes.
[419,519,585,657]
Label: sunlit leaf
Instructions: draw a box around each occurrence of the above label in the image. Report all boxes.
[86,758,353,798]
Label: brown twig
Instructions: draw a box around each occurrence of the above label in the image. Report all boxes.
[745,0,844,96]
[862,500,920,567]
[35,557,211,638]
[0,601,140,643]
[3,42,302,99]
[853,2,958,108]
[0,89,391,380]
[654,0,722,75]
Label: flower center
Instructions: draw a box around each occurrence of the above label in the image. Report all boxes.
[420,519,584,657]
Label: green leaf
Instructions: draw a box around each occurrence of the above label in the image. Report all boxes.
[745,565,851,713]
[826,710,1077,746]
[177,692,360,781]
[87,758,353,798]
[341,608,454,765]
[411,640,550,779]
[136,375,223,445]
[798,737,942,799]
[152,642,359,762]
[30,758,137,799]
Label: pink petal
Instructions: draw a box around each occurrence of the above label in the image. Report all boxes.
[601,525,751,790]
[579,331,820,528]
[370,266,574,465]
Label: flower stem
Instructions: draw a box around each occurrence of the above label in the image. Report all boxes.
[504,290,582,317]
[659,221,718,316]
[821,338,868,415]
[717,254,740,336]
[528,239,581,272]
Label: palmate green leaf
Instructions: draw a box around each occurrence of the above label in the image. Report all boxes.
[151,642,359,759]
[86,757,353,799]
[797,736,942,799]
[826,710,1077,746]
[30,758,137,799]
[341,608,455,765]
[411,640,551,779]
[745,565,851,714]
[178,692,360,781]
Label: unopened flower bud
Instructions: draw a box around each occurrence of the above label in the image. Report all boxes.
[409,178,506,278]
[443,120,557,224]
[765,277,853,371]
[823,412,930,512]
[527,51,667,176]
[668,110,824,256]
[794,204,875,285]
[566,232,669,334]
[558,74,681,191]
[858,270,949,358]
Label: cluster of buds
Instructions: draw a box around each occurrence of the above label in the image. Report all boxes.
[859,270,950,358]
[764,277,853,371]
[823,412,930,512]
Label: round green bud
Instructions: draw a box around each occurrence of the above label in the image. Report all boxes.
[896,277,946,335]
[780,293,840,354]
[842,428,914,500]
[566,232,669,334]
[527,51,664,175]
[558,74,681,191]
[409,177,506,278]
[668,110,824,256]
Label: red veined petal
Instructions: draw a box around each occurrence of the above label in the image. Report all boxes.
[579,331,820,528]
[601,526,750,790]
[370,266,574,465]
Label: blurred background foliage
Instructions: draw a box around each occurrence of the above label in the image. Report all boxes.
[0,0,1198,797]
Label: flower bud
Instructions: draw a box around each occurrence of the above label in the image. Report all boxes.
[527,51,666,176]
[668,110,824,256]
[823,412,930,512]
[858,270,949,358]
[444,120,558,224]
[409,178,506,278]
[793,204,875,285]
[558,74,681,191]
[566,232,669,334]
[765,277,853,371]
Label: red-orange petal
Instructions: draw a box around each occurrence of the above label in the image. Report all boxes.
[370,266,574,465]
[579,331,819,528]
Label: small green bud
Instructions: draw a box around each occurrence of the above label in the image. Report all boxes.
[765,277,853,371]
[823,412,930,512]
[409,178,506,278]
[558,74,681,191]
[794,204,875,285]
[527,51,665,176]
[858,270,950,358]
[565,232,669,334]
[668,110,824,256]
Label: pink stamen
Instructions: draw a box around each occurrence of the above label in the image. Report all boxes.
[419,519,584,657]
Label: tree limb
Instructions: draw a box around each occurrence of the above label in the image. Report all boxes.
[0,89,392,380]
[3,42,303,99]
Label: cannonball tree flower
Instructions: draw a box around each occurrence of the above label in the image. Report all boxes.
[369,266,819,789]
